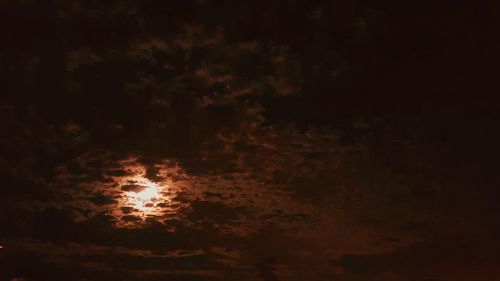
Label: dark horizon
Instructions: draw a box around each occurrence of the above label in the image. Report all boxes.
[1,1,499,280]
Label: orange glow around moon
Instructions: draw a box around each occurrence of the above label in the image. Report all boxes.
[112,164,179,225]
[127,180,162,212]
[125,179,163,213]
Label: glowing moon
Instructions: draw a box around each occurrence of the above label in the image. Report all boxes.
[126,179,162,212]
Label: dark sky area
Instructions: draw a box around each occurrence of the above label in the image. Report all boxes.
[1,1,499,280]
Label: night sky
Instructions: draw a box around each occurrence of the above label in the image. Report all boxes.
[1,1,499,280]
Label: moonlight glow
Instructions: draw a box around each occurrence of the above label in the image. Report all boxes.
[126,179,162,212]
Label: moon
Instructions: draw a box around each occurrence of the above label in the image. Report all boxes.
[126,179,162,212]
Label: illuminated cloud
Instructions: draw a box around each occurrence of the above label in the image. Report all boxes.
[0,1,497,281]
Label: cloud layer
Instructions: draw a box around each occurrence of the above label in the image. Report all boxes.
[1,1,499,280]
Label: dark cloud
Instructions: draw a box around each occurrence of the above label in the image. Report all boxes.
[89,193,118,206]
[120,207,137,214]
[120,184,147,193]
[184,200,249,224]
[121,215,142,222]
[1,1,498,280]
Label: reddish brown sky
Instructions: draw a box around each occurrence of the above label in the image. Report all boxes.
[1,1,499,280]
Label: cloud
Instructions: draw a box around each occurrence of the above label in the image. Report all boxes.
[1,1,498,280]
[89,193,118,206]
[121,184,147,192]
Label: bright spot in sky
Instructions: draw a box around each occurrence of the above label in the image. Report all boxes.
[126,179,162,212]
[115,171,175,224]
